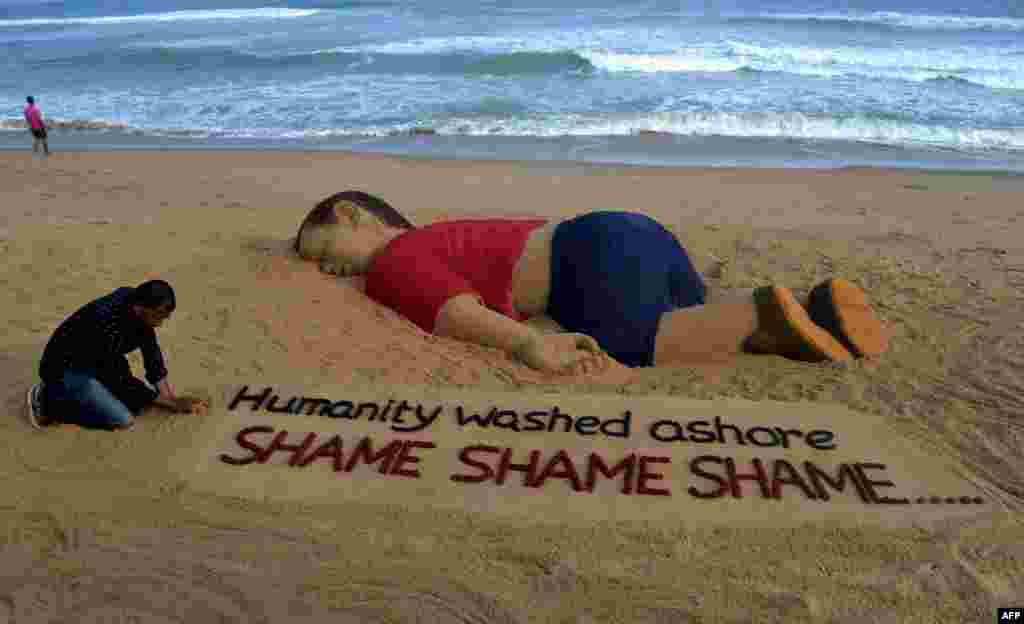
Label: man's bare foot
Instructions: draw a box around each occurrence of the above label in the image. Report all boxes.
[745,286,853,362]
[806,278,890,358]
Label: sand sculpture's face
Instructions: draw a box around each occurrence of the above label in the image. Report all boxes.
[295,200,389,277]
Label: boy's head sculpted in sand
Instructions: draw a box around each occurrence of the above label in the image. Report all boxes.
[295,190,890,373]
[295,191,414,276]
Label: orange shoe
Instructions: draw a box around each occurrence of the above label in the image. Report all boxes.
[806,278,890,358]
[745,286,853,362]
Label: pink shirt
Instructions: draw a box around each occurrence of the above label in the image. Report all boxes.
[365,219,548,332]
[24,104,44,130]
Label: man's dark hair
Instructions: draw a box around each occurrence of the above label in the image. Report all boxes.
[26,96,34,104]
[131,280,176,310]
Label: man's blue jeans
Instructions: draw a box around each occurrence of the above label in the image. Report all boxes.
[43,370,155,429]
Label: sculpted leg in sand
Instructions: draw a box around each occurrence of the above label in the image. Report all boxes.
[295,191,889,374]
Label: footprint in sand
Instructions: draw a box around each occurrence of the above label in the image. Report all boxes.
[0,524,535,623]
[946,316,1024,417]
[328,575,519,624]
[834,539,1022,623]
[0,529,332,624]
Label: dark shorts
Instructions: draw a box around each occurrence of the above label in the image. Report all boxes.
[546,211,706,367]
[31,127,47,140]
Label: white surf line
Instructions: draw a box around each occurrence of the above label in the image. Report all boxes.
[566,137,614,161]
[345,135,404,148]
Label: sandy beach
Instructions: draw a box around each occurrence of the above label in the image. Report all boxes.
[1,150,1023,623]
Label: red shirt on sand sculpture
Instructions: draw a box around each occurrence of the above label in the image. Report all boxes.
[366,219,547,332]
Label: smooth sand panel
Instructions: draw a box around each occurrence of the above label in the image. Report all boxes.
[172,383,998,529]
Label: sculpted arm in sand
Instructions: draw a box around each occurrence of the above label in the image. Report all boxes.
[295,191,889,374]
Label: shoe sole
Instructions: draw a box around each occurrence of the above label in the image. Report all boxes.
[808,278,889,358]
[26,384,44,431]
[755,286,853,362]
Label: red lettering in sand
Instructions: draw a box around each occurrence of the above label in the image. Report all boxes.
[854,463,910,505]
[687,455,887,504]
[257,430,318,466]
[298,434,345,471]
[219,425,275,465]
[451,445,670,496]
[219,427,434,478]
[389,440,437,478]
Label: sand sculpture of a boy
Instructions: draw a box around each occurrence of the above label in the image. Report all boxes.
[294,191,889,373]
[27,280,209,430]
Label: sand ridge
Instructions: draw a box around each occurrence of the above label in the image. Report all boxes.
[1,151,1022,622]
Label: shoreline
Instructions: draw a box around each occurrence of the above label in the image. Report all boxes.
[3,129,1023,174]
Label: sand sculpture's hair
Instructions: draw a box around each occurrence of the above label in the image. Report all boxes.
[294,191,413,255]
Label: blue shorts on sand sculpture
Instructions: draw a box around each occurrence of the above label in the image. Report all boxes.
[547,211,707,367]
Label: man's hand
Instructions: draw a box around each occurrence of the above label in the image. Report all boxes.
[153,379,210,414]
[165,395,209,414]
[156,378,176,400]
[514,332,609,374]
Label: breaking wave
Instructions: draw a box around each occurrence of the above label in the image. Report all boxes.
[728,11,1024,32]
[0,7,320,28]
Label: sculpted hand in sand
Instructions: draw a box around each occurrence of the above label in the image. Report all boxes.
[27,280,209,430]
[295,191,890,373]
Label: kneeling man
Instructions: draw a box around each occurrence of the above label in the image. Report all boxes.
[28,280,207,430]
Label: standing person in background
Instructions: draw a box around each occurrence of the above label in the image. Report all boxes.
[24,96,49,156]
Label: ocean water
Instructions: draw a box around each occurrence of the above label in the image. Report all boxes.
[2,0,1023,170]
